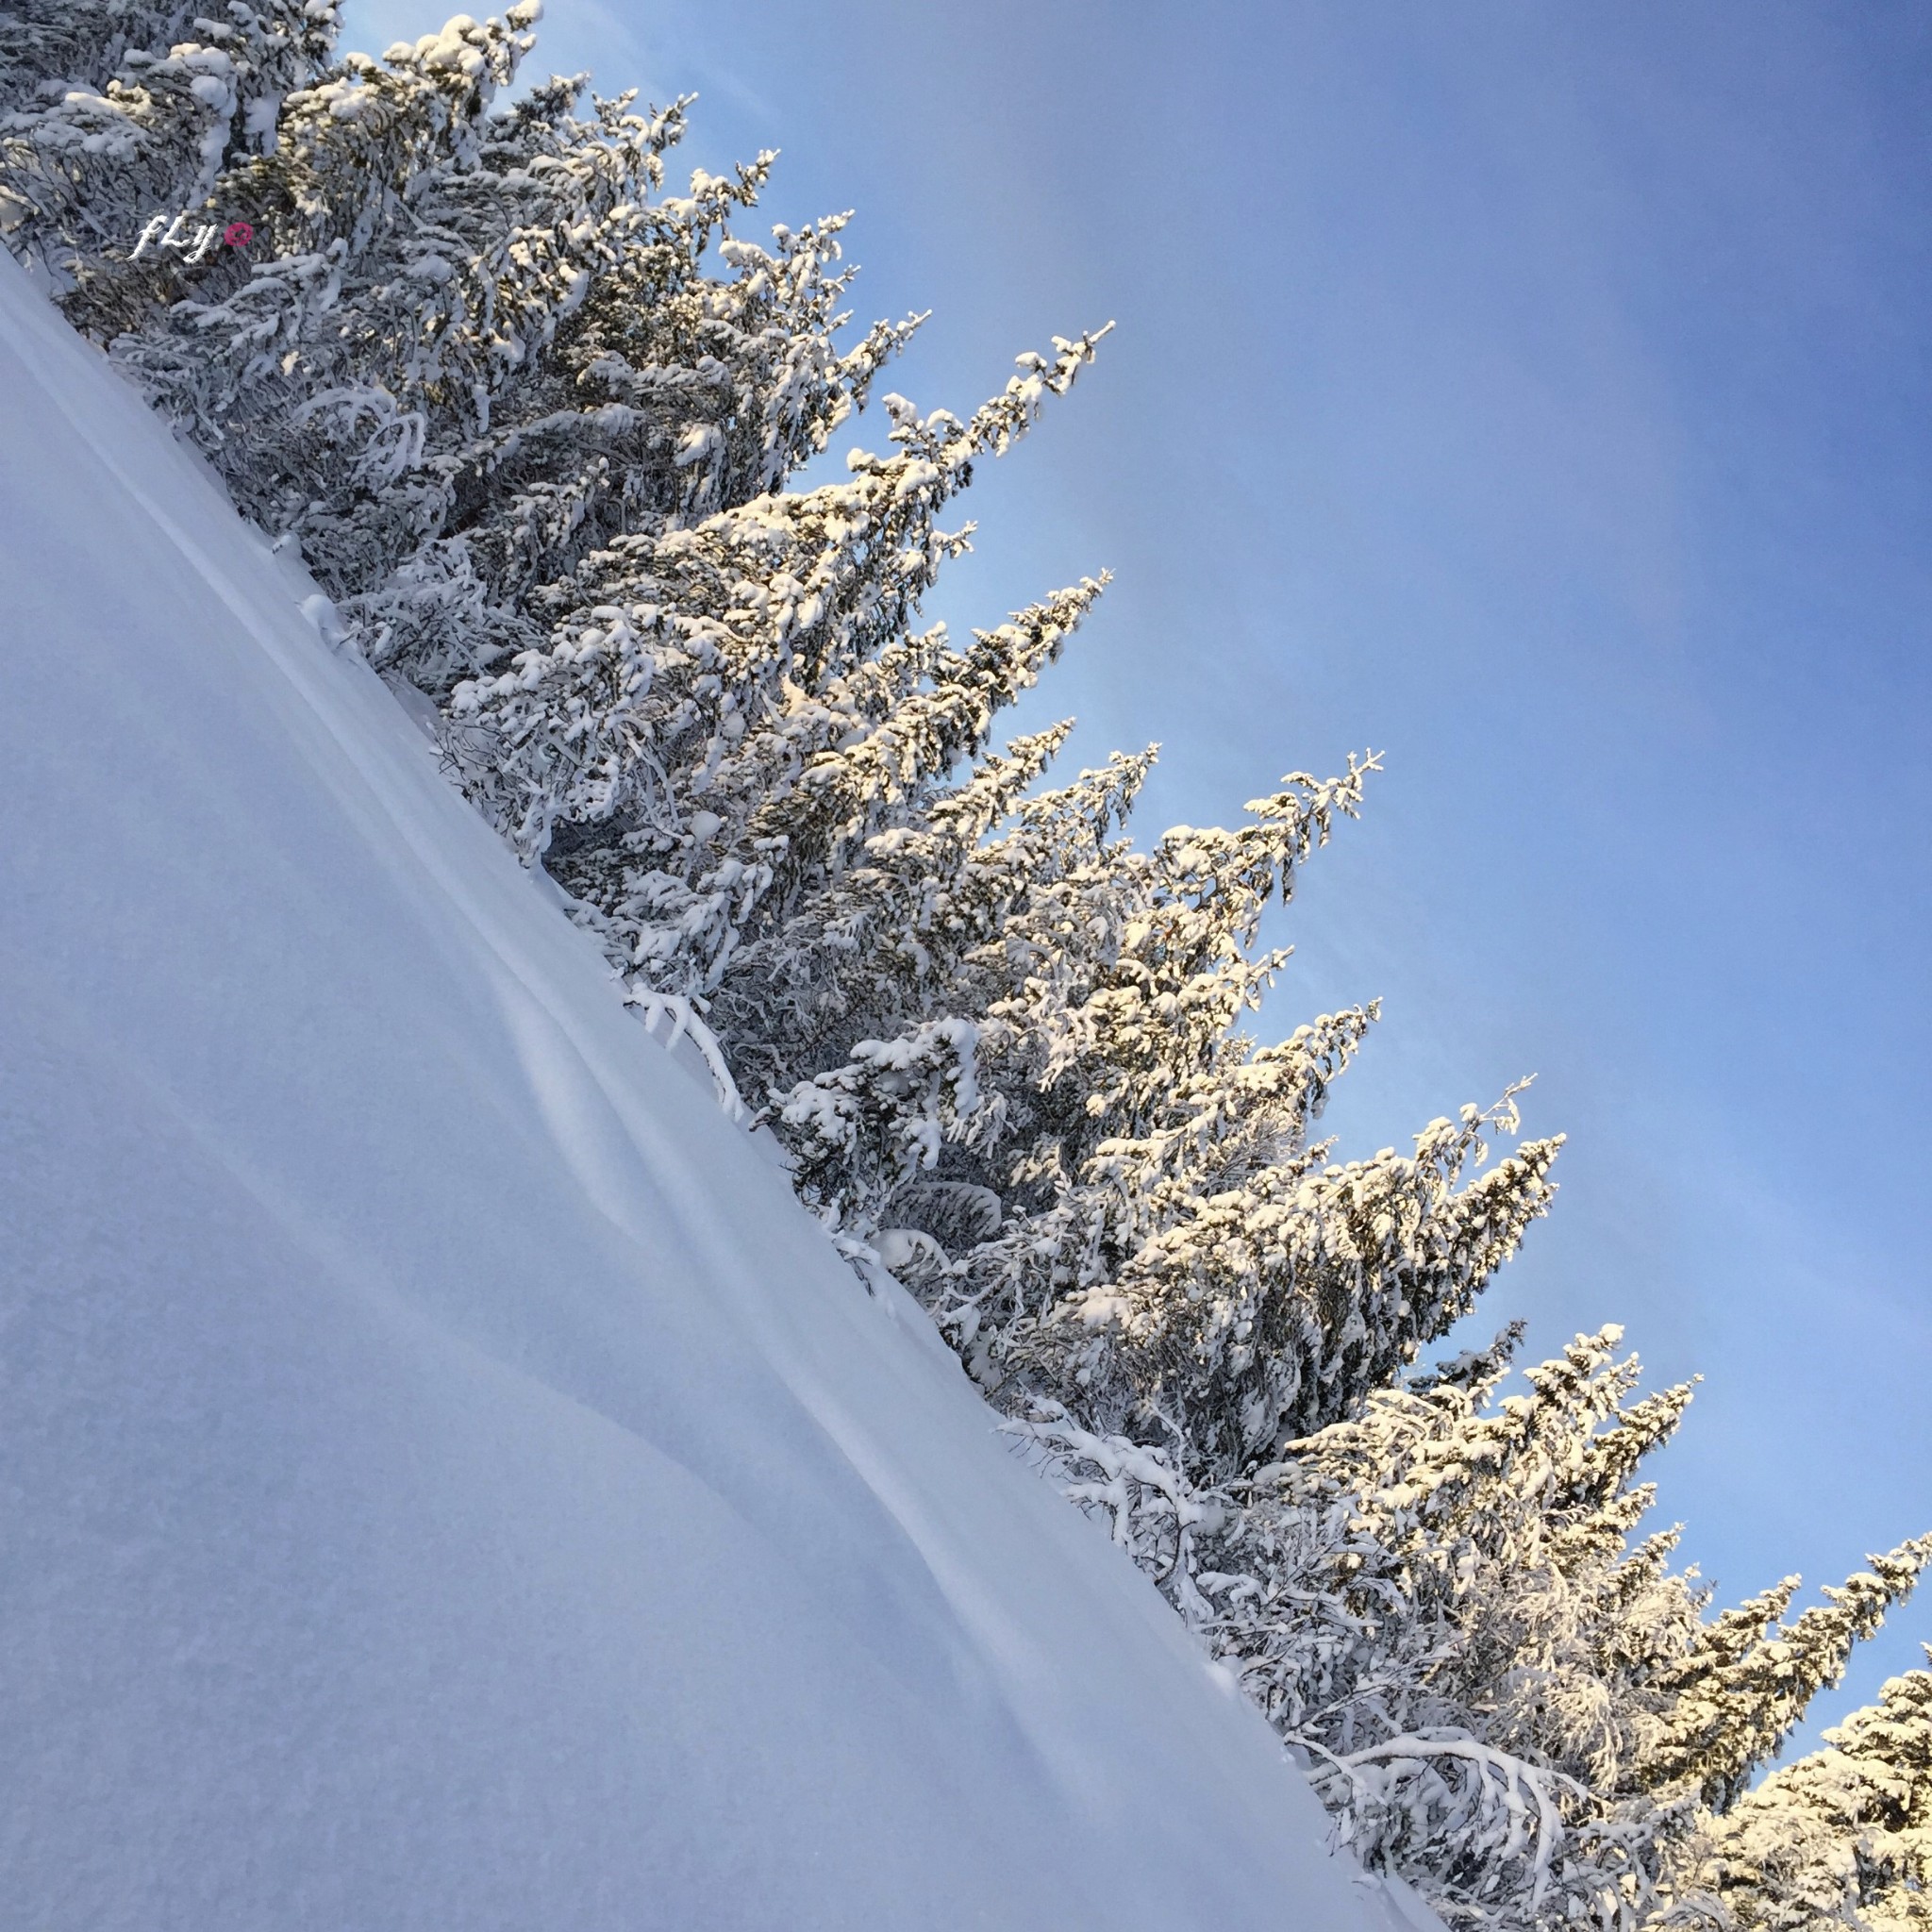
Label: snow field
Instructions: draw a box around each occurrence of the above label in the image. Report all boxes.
[0,246,1397,1932]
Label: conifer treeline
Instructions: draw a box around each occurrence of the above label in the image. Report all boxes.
[5,7,1925,1924]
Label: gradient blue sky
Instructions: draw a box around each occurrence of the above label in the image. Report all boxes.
[344,0,1932,1748]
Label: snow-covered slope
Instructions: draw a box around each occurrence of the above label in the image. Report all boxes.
[0,249,1404,1931]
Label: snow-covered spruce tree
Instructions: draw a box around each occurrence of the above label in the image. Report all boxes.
[96,25,915,694]
[0,0,196,113]
[103,5,592,584]
[1011,1323,1930,1931]
[1693,1654,1932,1931]
[449,336,1108,966]
[768,740,1561,1457]
[0,0,340,305]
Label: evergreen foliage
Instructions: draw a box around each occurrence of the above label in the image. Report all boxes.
[0,0,339,302]
[5,11,1924,1928]
[1695,1656,1932,1931]
[1016,1322,1929,1928]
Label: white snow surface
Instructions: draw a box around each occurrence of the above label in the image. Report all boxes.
[0,250,1410,1931]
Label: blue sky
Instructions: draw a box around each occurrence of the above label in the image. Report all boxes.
[345,0,1932,1746]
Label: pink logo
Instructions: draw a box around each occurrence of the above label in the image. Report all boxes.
[132,213,257,263]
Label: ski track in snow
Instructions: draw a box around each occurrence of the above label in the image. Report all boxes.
[0,248,1422,1932]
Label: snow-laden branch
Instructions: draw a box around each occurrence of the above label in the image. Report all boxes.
[625,985,746,1123]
